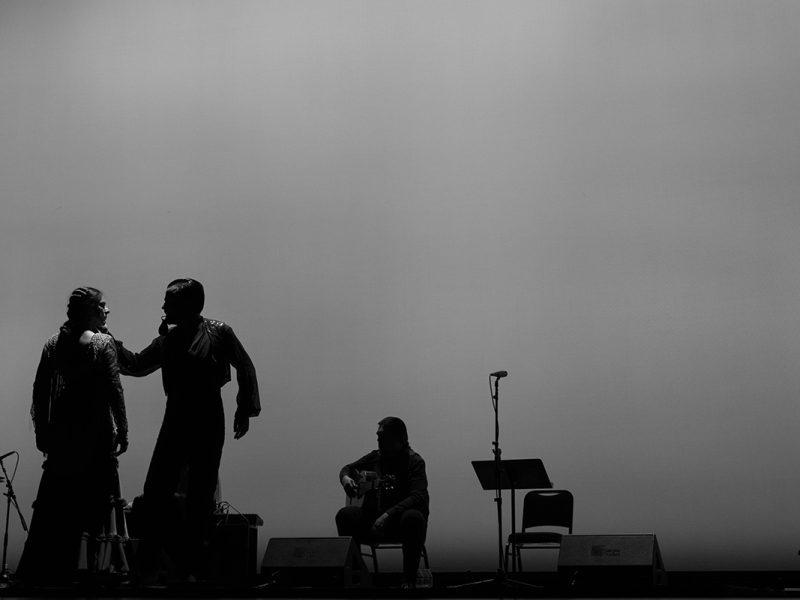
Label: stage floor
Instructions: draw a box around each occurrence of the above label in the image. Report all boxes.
[3,571,800,599]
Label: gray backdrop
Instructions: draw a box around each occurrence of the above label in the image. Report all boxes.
[2,0,800,572]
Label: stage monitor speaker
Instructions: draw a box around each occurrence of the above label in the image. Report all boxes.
[557,534,666,588]
[261,537,371,588]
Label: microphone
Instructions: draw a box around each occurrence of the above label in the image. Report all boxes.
[0,451,16,461]
[490,370,508,378]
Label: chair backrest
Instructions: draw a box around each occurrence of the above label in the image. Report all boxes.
[521,489,573,532]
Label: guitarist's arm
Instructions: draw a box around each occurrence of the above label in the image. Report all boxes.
[339,450,379,497]
[372,456,429,532]
[384,455,429,519]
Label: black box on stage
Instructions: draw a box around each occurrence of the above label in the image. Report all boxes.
[209,513,263,584]
[125,504,263,584]
[261,537,371,588]
[557,534,666,588]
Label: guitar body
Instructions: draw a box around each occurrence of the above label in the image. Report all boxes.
[345,471,395,508]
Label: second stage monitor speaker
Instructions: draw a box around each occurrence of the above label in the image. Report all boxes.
[557,534,667,588]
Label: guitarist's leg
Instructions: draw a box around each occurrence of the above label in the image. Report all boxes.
[335,506,372,542]
[391,509,427,586]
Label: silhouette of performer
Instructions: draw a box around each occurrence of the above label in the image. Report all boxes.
[336,417,428,588]
[113,278,260,581]
[18,287,128,584]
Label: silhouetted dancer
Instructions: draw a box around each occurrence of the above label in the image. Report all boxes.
[18,287,129,585]
[113,278,260,584]
[336,417,428,589]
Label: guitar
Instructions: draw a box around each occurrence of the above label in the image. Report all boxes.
[345,471,396,508]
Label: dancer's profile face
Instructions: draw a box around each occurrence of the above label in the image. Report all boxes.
[87,296,109,331]
[162,289,182,324]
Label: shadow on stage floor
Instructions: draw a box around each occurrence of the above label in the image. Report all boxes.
[4,571,800,599]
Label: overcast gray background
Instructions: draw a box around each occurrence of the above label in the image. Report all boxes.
[2,0,800,572]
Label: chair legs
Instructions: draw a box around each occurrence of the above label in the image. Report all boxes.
[362,543,430,574]
[421,545,430,569]
[506,545,565,574]
[366,545,379,573]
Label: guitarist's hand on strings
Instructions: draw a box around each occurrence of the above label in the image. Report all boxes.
[341,475,358,498]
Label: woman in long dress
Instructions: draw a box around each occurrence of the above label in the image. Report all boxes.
[17,287,129,584]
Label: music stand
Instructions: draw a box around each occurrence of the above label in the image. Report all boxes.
[472,459,552,573]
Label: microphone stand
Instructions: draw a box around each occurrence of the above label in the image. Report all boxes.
[449,373,540,591]
[492,375,506,576]
[0,453,28,585]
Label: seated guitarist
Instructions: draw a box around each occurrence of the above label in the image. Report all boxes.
[336,416,429,588]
